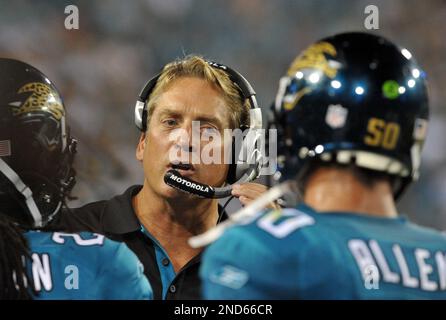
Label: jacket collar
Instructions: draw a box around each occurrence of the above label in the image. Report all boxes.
[101,185,228,234]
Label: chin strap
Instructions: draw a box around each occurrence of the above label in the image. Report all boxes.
[0,158,42,228]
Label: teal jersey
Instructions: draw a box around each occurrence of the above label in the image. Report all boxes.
[25,231,153,300]
[201,204,446,299]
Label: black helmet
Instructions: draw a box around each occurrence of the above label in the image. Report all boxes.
[0,58,77,228]
[271,32,429,199]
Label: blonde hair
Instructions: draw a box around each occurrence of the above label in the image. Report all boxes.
[145,55,250,130]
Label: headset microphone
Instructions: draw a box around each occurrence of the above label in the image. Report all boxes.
[164,163,260,199]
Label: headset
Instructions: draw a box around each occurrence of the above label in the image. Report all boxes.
[134,60,263,198]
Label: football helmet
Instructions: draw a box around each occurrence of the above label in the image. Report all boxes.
[0,58,76,227]
[271,32,429,199]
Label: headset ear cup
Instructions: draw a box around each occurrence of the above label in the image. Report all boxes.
[226,136,237,184]
[135,73,162,132]
[141,108,147,132]
[226,129,253,185]
[240,128,263,182]
[134,100,145,131]
[226,165,237,185]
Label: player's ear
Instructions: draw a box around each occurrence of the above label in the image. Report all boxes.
[136,133,146,162]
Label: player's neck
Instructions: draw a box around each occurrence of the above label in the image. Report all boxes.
[132,184,218,271]
[303,167,398,219]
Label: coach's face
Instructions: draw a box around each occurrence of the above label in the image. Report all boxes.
[136,76,231,199]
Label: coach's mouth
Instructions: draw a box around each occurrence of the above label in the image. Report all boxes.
[167,162,196,176]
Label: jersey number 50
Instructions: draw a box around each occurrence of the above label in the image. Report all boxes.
[364,117,400,150]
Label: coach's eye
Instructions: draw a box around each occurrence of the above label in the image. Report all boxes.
[163,119,178,127]
[201,126,218,137]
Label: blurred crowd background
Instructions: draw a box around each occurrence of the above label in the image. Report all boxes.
[0,0,445,229]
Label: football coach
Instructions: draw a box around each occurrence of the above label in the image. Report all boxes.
[48,55,276,299]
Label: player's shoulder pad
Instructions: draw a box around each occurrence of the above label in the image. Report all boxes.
[203,208,317,281]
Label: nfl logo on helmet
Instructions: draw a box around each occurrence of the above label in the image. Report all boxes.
[325,104,348,129]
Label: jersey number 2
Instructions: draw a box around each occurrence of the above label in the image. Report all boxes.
[257,210,315,239]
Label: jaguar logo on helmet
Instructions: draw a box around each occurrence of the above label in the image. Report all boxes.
[287,41,338,78]
[283,41,340,110]
[11,82,65,120]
